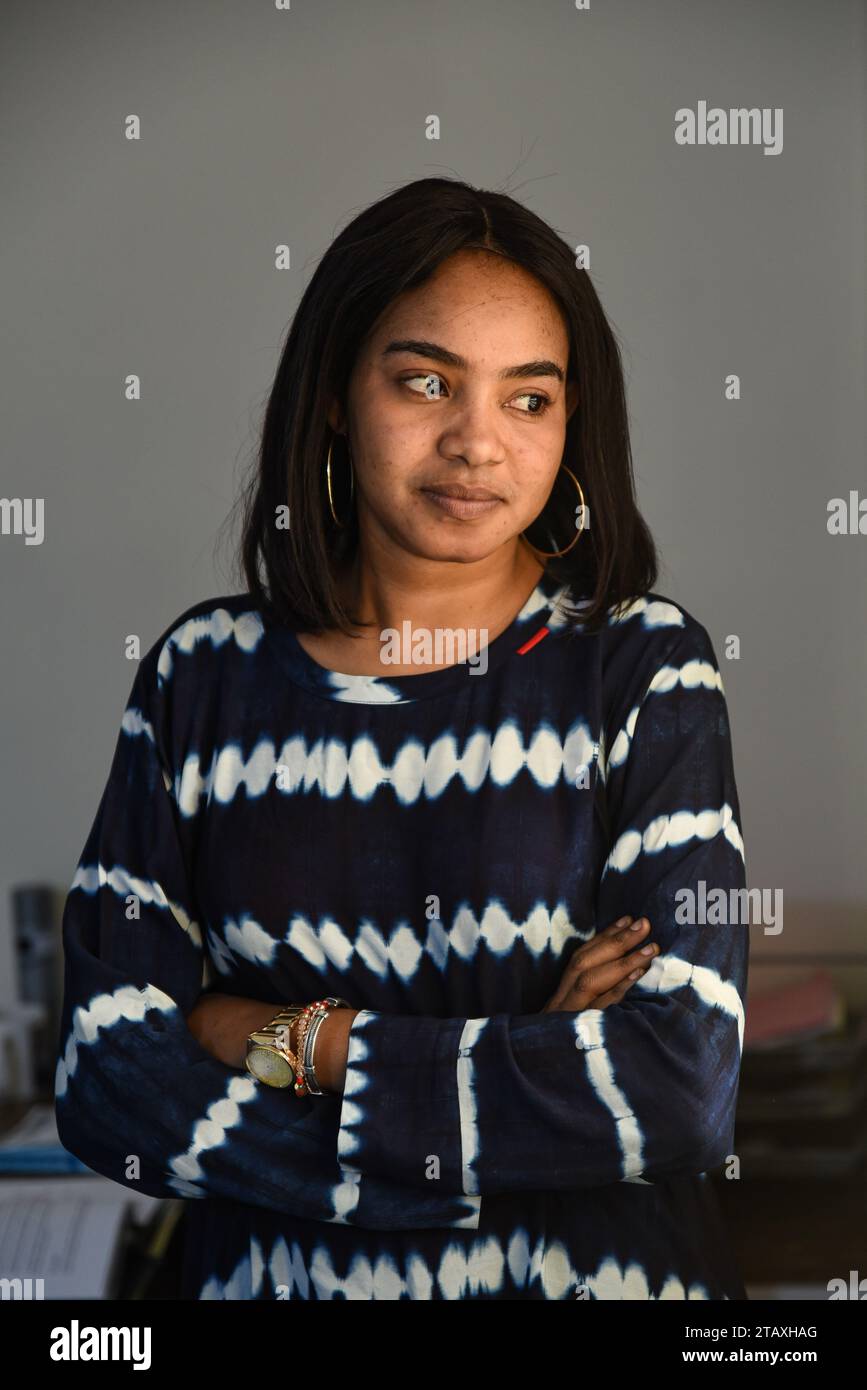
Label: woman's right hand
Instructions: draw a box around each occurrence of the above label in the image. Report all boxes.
[541,916,660,1013]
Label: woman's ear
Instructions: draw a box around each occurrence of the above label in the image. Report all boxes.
[565,379,579,422]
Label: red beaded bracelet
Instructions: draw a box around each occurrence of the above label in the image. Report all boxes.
[291,997,348,1096]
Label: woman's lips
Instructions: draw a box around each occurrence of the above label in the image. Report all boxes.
[420,488,503,519]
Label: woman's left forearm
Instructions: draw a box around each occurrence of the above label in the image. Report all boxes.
[186,992,358,1092]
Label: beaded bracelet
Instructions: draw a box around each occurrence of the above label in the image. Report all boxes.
[302,1008,330,1095]
[290,997,351,1097]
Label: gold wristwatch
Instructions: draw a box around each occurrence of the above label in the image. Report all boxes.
[245,1007,305,1088]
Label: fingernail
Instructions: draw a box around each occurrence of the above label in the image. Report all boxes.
[628,969,641,979]
[630,918,647,931]
[616,916,633,927]
[640,944,654,955]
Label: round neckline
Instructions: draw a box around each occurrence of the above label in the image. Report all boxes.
[266,569,576,705]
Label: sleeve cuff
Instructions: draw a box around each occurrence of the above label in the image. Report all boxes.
[336,1009,469,1195]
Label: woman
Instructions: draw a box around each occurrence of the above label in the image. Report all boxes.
[55,177,749,1300]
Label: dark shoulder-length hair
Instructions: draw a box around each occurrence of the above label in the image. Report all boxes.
[229,176,658,637]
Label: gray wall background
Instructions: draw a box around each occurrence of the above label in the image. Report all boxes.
[1,0,865,1008]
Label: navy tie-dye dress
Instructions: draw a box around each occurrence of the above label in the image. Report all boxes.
[55,570,749,1300]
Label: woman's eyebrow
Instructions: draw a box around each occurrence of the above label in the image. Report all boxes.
[381,338,565,383]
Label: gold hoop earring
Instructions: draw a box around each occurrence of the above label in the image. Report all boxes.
[325,437,354,528]
[520,465,587,559]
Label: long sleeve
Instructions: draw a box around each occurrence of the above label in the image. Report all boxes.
[336,615,749,1197]
[54,649,480,1232]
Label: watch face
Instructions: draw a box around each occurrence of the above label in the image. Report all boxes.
[247,1047,293,1087]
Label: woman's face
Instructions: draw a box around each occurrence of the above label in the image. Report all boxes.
[330,248,579,565]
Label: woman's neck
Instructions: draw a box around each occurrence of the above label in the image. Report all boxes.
[298,543,547,677]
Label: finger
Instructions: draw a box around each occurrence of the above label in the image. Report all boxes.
[546,920,653,1010]
[558,917,653,995]
[593,969,649,1009]
[601,915,636,934]
[598,914,654,940]
[572,966,646,1011]
[558,942,660,1011]
[559,918,651,984]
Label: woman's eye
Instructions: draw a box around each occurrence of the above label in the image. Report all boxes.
[403,374,446,398]
[512,392,551,416]
[400,376,551,416]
